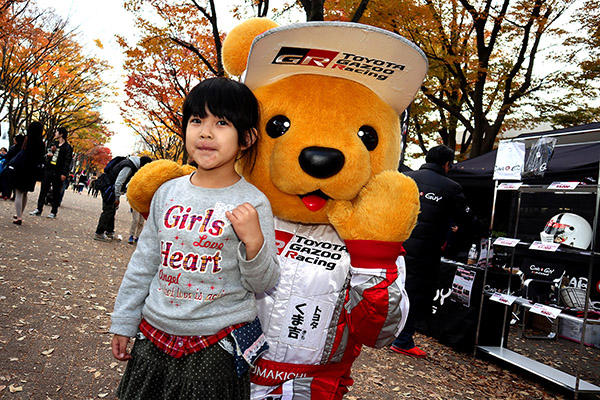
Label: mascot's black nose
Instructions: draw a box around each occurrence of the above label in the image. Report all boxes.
[299,146,345,179]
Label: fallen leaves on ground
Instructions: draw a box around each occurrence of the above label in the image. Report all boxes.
[0,187,598,399]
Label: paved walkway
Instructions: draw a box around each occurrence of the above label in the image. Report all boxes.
[0,183,595,399]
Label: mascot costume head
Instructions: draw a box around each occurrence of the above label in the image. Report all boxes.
[128,18,427,400]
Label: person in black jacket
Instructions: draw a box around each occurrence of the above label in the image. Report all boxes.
[93,155,152,242]
[29,126,73,219]
[390,145,467,358]
[10,121,45,225]
[0,135,24,200]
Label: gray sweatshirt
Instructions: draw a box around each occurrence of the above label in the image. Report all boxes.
[110,175,280,337]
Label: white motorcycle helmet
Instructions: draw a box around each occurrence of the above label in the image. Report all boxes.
[540,213,593,250]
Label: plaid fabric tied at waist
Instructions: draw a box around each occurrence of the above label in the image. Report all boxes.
[139,318,246,358]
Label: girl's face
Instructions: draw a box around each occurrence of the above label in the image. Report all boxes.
[186,107,241,173]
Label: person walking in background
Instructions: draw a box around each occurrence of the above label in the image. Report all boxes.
[390,145,467,358]
[77,172,87,193]
[0,147,7,169]
[29,126,73,219]
[71,173,79,192]
[91,175,99,198]
[0,147,8,198]
[93,155,153,242]
[9,121,45,225]
[127,208,144,245]
[0,135,25,200]
[87,174,97,196]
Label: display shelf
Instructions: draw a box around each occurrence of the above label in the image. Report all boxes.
[484,290,599,324]
[515,184,597,194]
[477,346,600,393]
[475,132,600,398]
[493,240,600,257]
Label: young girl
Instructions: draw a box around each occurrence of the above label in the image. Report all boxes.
[110,77,280,400]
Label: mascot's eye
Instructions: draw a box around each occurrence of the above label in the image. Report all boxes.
[266,115,291,138]
[357,125,378,151]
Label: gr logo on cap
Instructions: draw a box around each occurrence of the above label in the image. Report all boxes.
[243,21,428,115]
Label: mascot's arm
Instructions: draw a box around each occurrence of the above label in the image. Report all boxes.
[327,171,419,347]
[343,243,409,347]
[127,160,195,219]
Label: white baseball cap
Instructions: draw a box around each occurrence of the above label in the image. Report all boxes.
[243,21,428,115]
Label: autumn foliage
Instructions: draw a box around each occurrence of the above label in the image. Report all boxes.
[119,0,228,162]
[0,0,112,170]
[118,0,598,161]
[85,145,113,172]
[327,0,600,158]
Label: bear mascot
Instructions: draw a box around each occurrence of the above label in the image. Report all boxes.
[127,18,427,400]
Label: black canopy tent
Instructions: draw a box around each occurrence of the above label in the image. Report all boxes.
[448,123,600,235]
[450,122,600,188]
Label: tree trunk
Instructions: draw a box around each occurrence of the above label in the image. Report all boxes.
[469,115,484,158]
[299,0,324,21]
[351,0,371,22]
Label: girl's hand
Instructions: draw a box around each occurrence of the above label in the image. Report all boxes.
[111,334,132,361]
[226,203,264,260]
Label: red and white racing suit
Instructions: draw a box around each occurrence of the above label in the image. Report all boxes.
[251,218,409,400]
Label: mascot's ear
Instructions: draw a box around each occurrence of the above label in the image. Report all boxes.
[222,17,279,76]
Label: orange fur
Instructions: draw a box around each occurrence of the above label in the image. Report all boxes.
[127,160,185,215]
[222,18,279,76]
[327,171,419,241]
[241,74,403,225]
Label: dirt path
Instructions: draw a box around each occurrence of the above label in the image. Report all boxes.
[0,184,597,399]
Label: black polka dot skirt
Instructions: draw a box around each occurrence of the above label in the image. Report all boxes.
[117,338,250,400]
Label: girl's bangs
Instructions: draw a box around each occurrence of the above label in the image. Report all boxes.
[188,84,239,123]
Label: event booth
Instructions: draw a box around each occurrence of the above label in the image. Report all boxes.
[418,123,600,396]
[449,123,600,234]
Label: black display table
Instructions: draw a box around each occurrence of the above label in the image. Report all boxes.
[416,259,518,352]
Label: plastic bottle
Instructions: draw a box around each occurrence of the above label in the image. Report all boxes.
[467,244,478,265]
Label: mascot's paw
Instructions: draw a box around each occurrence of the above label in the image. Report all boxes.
[127,160,190,217]
[327,170,419,242]
[181,164,196,175]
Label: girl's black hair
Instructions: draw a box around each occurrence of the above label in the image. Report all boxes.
[182,77,260,172]
[22,121,44,151]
